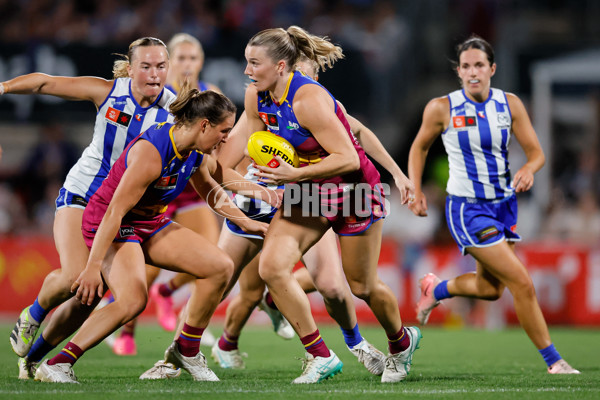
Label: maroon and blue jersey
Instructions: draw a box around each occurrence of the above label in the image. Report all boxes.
[256,71,385,235]
[83,121,204,225]
[256,71,381,189]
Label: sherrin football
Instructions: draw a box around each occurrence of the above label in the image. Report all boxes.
[247,131,299,168]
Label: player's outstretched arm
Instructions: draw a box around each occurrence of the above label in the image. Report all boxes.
[0,73,113,107]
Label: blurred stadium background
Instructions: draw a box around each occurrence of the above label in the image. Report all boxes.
[1,0,600,328]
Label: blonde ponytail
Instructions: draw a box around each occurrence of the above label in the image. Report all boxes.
[248,26,344,73]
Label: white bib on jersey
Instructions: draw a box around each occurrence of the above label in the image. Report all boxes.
[442,88,513,200]
[63,78,176,200]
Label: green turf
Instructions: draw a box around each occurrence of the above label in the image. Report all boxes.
[1,322,598,399]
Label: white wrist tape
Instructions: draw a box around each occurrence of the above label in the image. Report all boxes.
[0,83,4,95]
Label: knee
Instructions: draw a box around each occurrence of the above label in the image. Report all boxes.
[258,258,288,285]
[214,257,234,286]
[46,269,79,292]
[347,279,373,301]
[313,277,346,303]
[240,286,264,307]
[480,288,503,301]
[116,290,148,320]
[477,282,504,301]
[510,276,536,299]
[203,256,234,287]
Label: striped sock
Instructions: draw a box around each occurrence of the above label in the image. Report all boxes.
[300,329,330,358]
[218,331,239,351]
[27,334,56,362]
[47,342,83,366]
[387,326,411,354]
[176,323,204,357]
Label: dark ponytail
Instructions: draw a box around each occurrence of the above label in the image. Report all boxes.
[170,89,236,127]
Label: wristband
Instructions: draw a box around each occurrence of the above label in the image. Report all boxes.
[0,83,4,95]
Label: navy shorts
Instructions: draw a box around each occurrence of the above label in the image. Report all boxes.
[445,194,521,255]
[55,187,88,210]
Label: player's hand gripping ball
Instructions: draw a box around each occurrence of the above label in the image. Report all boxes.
[247,131,299,168]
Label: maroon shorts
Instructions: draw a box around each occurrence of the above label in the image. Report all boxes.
[82,214,172,248]
[324,184,386,235]
[294,182,386,236]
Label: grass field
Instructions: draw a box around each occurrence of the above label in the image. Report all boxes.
[1,322,598,400]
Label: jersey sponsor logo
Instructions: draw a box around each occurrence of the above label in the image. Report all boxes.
[135,114,143,121]
[345,215,357,223]
[105,107,132,127]
[154,174,179,190]
[286,121,300,130]
[119,226,135,237]
[510,224,517,233]
[477,111,485,119]
[475,226,500,243]
[452,115,477,128]
[71,195,88,208]
[259,112,279,128]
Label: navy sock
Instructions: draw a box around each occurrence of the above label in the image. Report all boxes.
[433,280,453,301]
[28,298,48,323]
[539,344,561,367]
[341,324,363,349]
[27,335,56,362]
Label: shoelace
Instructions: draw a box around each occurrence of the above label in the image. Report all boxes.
[385,356,399,372]
[23,322,38,338]
[57,364,77,380]
[228,351,248,368]
[298,356,315,375]
[354,348,368,365]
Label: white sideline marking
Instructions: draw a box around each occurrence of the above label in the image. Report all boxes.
[2,387,597,395]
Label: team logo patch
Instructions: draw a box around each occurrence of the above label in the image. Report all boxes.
[259,112,279,128]
[105,107,132,127]
[497,113,510,125]
[452,115,477,128]
[475,226,500,243]
[119,226,135,237]
[154,174,178,190]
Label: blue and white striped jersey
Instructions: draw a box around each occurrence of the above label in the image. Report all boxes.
[442,88,513,200]
[63,78,176,200]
